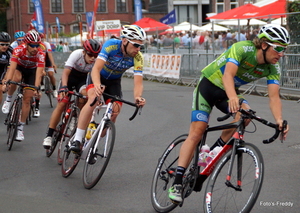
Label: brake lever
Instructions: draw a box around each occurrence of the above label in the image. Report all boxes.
[280,120,288,143]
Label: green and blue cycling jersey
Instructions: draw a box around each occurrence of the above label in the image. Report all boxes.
[192,40,281,123]
[98,39,144,80]
[202,40,280,89]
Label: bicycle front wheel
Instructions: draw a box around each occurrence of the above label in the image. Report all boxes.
[82,120,116,189]
[204,142,264,213]
[6,100,21,151]
[151,134,188,213]
[61,135,80,177]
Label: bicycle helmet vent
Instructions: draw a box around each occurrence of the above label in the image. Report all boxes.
[23,30,41,44]
[258,24,290,46]
[121,25,146,41]
[0,32,11,42]
[83,39,102,54]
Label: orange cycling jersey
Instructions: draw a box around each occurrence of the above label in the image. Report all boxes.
[11,43,46,69]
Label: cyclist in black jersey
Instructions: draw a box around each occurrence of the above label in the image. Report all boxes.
[168,24,290,203]
[0,32,12,104]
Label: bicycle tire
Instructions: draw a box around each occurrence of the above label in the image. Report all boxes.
[61,135,80,177]
[44,76,53,108]
[46,126,62,158]
[6,100,21,151]
[82,120,116,189]
[204,142,264,213]
[150,134,188,213]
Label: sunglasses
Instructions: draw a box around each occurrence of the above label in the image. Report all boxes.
[0,43,9,47]
[28,43,40,48]
[17,39,23,42]
[266,42,286,53]
[127,39,144,48]
[86,52,98,58]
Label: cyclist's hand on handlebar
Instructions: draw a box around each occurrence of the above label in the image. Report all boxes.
[277,120,289,141]
[58,86,68,99]
[94,83,105,97]
[135,96,146,107]
[228,96,240,113]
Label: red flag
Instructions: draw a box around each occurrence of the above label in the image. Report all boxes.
[89,0,100,39]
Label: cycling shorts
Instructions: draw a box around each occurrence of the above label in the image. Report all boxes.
[191,76,247,123]
[45,52,52,67]
[86,74,122,103]
[65,68,88,92]
[16,65,36,86]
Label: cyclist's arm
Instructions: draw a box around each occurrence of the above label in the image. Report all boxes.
[35,66,44,88]
[47,51,57,70]
[133,75,145,106]
[3,60,17,82]
[61,68,71,87]
[91,58,105,96]
[222,61,239,113]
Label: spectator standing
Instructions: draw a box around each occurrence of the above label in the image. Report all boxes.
[63,42,70,52]
[56,41,63,52]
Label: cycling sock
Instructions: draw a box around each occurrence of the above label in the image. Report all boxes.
[6,95,12,102]
[53,85,56,90]
[74,128,85,142]
[18,122,25,131]
[210,137,226,151]
[47,128,55,137]
[173,166,186,185]
[35,99,40,109]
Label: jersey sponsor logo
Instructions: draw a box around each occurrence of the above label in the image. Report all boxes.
[192,110,209,123]
[254,70,263,75]
[242,46,255,53]
[242,72,259,80]
[216,55,226,66]
[244,61,254,67]
[104,45,118,53]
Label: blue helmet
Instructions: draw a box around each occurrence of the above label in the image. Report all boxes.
[14,31,26,39]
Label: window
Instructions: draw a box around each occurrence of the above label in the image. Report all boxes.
[230,0,238,9]
[51,0,62,13]
[132,0,146,12]
[71,24,87,33]
[29,0,35,13]
[175,5,198,24]
[97,0,106,12]
[216,0,224,14]
[73,0,84,13]
[50,25,64,34]
[116,0,126,12]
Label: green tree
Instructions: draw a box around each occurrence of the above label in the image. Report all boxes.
[0,0,9,31]
[287,1,300,44]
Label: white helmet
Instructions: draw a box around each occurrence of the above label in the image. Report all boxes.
[121,25,146,41]
[258,24,290,46]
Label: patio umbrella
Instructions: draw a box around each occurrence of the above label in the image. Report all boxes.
[165,21,202,32]
[132,17,171,32]
[216,18,267,26]
[207,4,260,20]
[252,0,286,19]
[197,23,229,31]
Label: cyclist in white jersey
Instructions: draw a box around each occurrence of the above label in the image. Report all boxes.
[10,31,25,49]
[42,39,101,149]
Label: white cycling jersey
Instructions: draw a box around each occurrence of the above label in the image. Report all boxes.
[64,49,94,73]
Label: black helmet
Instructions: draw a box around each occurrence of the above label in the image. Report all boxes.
[0,32,11,42]
[83,39,101,54]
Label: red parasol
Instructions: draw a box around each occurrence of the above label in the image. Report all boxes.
[132,17,171,32]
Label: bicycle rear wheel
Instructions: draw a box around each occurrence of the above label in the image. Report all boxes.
[204,143,264,213]
[61,135,80,177]
[82,120,116,189]
[150,134,188,213]
[58,108,78,165]
[44,76,53,108]
[6,100,21,151]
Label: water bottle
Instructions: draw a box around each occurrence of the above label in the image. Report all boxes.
[63,108,71,123]
[198,144,210,167]
[85,122,97,140]
[206,146,222,165]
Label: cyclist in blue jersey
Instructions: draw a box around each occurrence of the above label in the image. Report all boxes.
[70,25,146,152]
[168,24,290,203]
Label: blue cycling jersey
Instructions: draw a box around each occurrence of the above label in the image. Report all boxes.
[98,39,144,80]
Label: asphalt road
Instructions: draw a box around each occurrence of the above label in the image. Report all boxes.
[0,73,299,213]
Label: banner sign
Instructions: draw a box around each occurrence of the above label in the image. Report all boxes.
[160,9,176,25]
[86,12,94,33]
[134,0,143,22]
[32,0,45,33]
[89,0,100,38]
[56,17,60,33]
[95,20,121,31]
[126,53,181,79]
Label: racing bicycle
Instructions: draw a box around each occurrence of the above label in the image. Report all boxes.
[151,100,287,213]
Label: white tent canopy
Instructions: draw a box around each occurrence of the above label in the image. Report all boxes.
[198,23,229,31]
[166,21,202,32]
[216,18,267,26]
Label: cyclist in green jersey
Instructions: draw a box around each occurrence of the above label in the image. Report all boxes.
[168,24,290,203]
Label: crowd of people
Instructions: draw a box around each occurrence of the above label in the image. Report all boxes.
[0,24,290,206]
[144,28,260,51]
